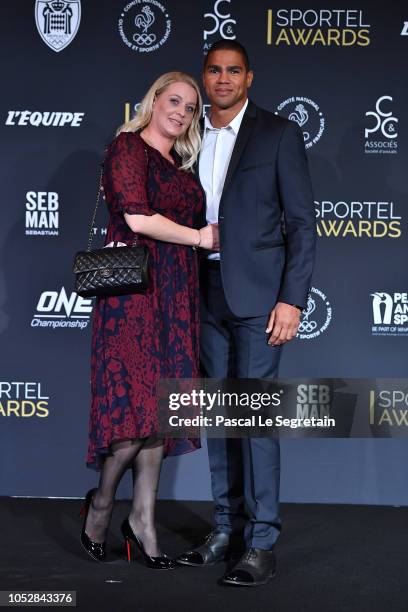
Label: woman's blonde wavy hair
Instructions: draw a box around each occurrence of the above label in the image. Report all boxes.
[117,71,202,172]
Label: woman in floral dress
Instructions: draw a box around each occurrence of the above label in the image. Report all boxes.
[80,72,218,568]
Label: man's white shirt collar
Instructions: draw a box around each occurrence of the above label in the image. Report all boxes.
[204,98,249,135]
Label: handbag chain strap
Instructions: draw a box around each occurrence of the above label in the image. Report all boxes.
[86,143,149,252]
[86,164,104,252]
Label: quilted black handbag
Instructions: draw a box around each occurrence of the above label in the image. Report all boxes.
[73,160,150,298]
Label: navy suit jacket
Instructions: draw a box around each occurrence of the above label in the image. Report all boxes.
[199,99,316,318]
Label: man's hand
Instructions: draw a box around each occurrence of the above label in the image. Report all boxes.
[265,302,302,346]
[199,223,219,250]
[210,223,219,250]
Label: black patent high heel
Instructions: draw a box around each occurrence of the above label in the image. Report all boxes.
[79,488,106,563]
[121,518,176,570]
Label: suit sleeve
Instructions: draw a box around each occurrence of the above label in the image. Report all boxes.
[276,121,316,309]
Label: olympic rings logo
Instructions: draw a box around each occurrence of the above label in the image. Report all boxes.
[133,32,156,45]
[298,320,317,333]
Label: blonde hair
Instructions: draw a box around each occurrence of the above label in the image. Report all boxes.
[117,71,202,172]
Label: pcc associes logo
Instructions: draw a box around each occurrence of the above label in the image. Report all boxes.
[364,96,398,154]
[203,0,236,54]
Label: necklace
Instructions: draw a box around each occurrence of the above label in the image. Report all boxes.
[140,131,175,164]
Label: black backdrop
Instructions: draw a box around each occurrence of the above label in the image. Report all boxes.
[1,0,407,504]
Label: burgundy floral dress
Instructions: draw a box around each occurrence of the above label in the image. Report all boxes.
[87,131,203,470]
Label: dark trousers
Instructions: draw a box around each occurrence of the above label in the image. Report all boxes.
[200,260,282,550]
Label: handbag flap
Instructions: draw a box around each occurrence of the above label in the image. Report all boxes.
[73,247,147,274]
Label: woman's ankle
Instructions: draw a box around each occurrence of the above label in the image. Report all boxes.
[91,491,114,512]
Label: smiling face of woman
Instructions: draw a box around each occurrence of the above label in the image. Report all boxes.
[150,81,198,139]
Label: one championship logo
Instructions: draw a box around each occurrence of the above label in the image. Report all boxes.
[118,0,171,53]
[275,97,325,149]
[297,287,332,340]
[35,0,81,52]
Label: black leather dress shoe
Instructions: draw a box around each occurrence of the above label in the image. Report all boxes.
[176,531,231,566]
[222,547,276,586]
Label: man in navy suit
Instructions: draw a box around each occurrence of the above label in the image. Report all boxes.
[177,40,316,586]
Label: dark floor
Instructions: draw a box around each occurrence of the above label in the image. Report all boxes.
[1,498,408,612]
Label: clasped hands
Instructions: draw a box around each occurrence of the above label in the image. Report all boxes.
[198,223,219,250]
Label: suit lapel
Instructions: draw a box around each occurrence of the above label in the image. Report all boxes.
[220,101,256,200]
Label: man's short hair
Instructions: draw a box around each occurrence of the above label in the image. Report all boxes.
[204,40,250,71]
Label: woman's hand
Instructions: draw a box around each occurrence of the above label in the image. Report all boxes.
[199,223,219,250]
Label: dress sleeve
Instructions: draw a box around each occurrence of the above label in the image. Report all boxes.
[103,131,154,216]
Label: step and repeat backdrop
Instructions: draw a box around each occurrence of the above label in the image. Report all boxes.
[1,0,407,503]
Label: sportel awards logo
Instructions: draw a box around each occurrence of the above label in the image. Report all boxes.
[31,287,92,330]
[369,387,408,427]
[35,0,81,52]
[5,110,85,127]
[124,102,141,124]
[118,0,171,53]
[275,97,325,149]
[0,381,49,418]
[315,200,401,239]
[203,0,236,55]
[364,96,398,154]
[25,191,59,236]
[266,8,370,46]
[371,293,408,336]
[297,287,332,340]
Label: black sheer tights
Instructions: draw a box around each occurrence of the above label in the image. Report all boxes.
[84,436,165,556]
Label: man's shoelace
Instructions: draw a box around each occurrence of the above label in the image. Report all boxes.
[242,548,257,563]
[204,531,217,544]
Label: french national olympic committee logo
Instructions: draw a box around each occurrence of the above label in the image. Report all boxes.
[275,97,325,149]
[118,0,171,53]
[35,0,81,52]
[297,287,332,340]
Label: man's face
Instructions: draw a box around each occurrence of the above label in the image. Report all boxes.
[203,49,253,110]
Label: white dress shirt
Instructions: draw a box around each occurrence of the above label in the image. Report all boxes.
[199,99,248,260]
